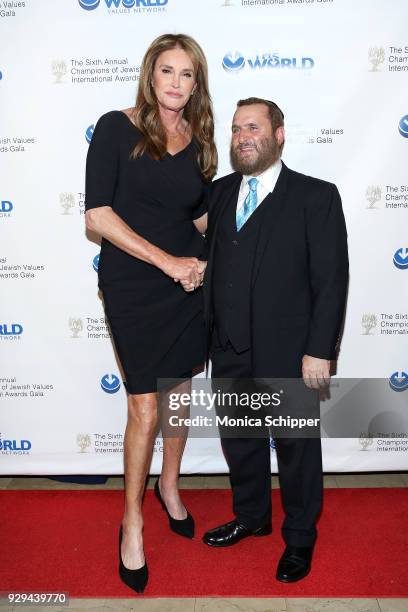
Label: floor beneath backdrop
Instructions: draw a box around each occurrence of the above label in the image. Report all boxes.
[0,473,407,612]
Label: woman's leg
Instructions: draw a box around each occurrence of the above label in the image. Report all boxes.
[159,378,192,519]
[121,392,158,569]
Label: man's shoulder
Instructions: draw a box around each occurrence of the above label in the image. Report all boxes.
[284,164,342,212]
[209,171,241,193]
[286,165,336,194]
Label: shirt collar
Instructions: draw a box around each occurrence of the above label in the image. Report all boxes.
[242,158,282,193]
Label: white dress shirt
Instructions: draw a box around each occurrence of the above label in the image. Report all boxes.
[236,159,282,214]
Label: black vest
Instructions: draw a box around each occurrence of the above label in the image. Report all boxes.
[212,190,269,352]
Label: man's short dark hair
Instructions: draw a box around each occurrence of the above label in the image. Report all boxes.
[237,97,285,130]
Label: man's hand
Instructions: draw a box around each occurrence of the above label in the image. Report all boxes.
[162,255,203,289]
[179,260,207,292]
[302,354,330,389]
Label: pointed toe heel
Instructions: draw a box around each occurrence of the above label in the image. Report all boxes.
[118,526,148,594]
[154,478,195,539]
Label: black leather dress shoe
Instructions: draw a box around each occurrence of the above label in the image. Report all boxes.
[202,519,272,547]
[276,545,313,582]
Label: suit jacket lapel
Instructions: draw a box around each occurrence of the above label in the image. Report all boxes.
[251,162,289,286]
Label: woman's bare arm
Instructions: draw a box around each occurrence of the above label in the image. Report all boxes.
[86,205,202,285]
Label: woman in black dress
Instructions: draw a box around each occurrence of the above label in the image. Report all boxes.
[85,34,216,593]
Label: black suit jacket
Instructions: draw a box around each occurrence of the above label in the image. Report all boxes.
[203,162,349,377]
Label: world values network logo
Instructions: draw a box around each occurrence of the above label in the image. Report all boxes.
[0,432,32,454]
[398,115,408,138]
[0,323,23,341]
[222,51,314,72]
[85,125,95,144]
[393,247,408,269]
[101,373,121,393]
[1,199,13,217]
[93,254,100,272]
[78,0,168,10]
[389,371,408,392]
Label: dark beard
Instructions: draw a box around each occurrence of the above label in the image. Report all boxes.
[230,136,280,175]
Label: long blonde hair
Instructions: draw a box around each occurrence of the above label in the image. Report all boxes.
[131,33,217,181]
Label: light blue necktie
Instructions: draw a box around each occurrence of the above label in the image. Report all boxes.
[236,177,259,231]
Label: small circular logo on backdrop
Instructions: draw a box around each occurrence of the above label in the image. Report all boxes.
[92,254,100,271]
[78,0,100,9]
[398,115,408,138]
[0,71,3,81]
[222,52,245,72]
[389,371,408,392]
[101,374,121,393]
[393,247,408,269]
[270,437,276,451]
[85,125,95,144]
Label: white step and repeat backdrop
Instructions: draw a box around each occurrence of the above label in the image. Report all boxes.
[1,0,407,474]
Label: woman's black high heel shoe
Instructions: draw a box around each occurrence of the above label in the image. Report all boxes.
[118,525,148,593]
[154,478,195,539]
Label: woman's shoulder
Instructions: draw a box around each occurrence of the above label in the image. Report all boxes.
[96,110,129,128]
[95,109,141,135]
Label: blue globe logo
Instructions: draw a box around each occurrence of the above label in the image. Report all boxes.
[270,436,276,450]
[0,71,3,81]
[393,247,408,269]
[122,0,135,6]
[85,124,95,144]
[389,371,408,392]
[101,373,121,393]
[92,254,100,272]
[78,0,100,9]
[222,52,245,72]
[398,115,408,138]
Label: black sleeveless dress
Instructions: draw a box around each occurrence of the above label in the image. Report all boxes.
[85,111,207,394]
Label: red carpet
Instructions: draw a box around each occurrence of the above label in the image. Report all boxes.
[0,488,407,598]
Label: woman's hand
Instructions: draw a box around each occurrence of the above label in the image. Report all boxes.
[179,260,207,292]
[162,255,204,290]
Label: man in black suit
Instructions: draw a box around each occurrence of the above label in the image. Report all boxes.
[201,97,349,582]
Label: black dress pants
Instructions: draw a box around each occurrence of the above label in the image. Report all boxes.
[211,337,323,547]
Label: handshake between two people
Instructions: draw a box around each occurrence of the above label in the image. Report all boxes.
[165,256,207,293]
